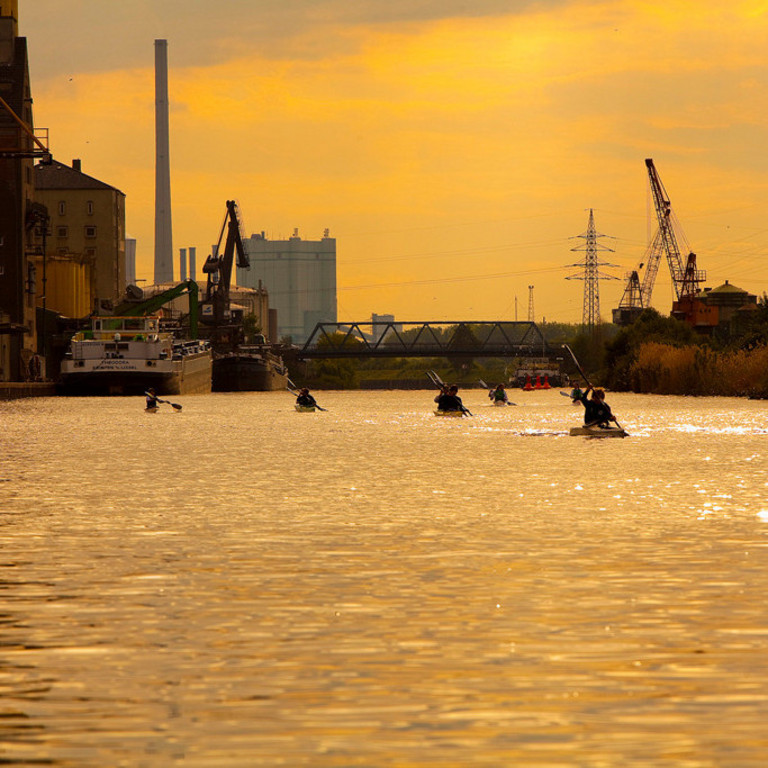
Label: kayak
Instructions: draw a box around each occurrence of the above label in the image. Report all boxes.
[569,425,627,438]
[434,409,466,417]
[144,407,159,414]
[295,404,317,413]
[492,400,508,407]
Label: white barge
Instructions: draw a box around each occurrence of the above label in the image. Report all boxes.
[59,316,212,396]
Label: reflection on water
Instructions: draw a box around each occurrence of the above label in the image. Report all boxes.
[1,390,767,766]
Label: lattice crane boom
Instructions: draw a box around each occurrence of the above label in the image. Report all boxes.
[639,229,664,305]
[645,158,704,300]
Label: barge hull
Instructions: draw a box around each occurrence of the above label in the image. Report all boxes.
[212,356,288,392]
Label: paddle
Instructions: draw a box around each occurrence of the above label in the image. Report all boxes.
[286,379,327,411]
[561,345,625,432]
[145,391,182,411]
[426,370,472,416]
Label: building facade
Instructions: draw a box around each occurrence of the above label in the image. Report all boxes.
[672,280,758,337]
[0,0,39,381]
[236,228,336,343]
[34,158,126,317]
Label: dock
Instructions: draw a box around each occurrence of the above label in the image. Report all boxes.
[1,382,57,400]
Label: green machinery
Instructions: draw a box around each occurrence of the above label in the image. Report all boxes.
[113,279,200,339]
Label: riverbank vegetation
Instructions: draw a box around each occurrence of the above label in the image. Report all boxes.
[602,300,768,398]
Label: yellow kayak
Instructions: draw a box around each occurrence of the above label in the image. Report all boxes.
[569,425,627,438]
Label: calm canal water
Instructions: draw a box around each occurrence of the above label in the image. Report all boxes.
[1,389,767,766]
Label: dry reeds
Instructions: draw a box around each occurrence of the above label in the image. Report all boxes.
[627,342,768,398]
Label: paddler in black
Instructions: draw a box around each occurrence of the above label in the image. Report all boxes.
[576,386,616,428]
[436,384,464,412]
[434,384,449,404]
[296,388,317,407]
[145,388,159,409]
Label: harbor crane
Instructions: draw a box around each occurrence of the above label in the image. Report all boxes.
[613,159,706,324]
[645,158,705,301]
[113,279,200,339]
[201,200,250,329]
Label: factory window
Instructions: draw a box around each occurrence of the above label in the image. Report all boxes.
[85,248,96,257]
[58,201,66,216]
[84,226,97,239]
[57,226,68,238]
[87,200,94,215]
[57,248,68,256]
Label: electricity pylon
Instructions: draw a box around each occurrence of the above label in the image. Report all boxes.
[565,209,619,330]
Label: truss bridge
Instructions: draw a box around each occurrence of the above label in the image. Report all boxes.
[294,321,550,360]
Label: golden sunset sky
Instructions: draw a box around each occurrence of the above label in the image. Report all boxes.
[23,1,768,323]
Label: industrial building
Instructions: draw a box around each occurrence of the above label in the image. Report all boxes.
[34,158,127,317]
[0,0,44,382]
[236,228,337,343]
[671,280,758,337]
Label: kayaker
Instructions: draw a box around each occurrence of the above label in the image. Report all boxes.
[575,386,616,428]
[434,384,450,404]
[296,388,317,407]
[145,388,159,409]
[489,383,508,404]
[436,384,464,412]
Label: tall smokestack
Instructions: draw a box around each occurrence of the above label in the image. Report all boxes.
[189,247,197,281]
[154,39,173,284]
[179,248,187,281]
[125,238,137,286]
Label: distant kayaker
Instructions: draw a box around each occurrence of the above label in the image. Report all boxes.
[489,383,508,404]
[145,388,159,410]
[296,388,317,407]
[436,385,464,412]
[575,386,616,428]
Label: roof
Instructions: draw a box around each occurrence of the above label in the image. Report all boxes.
[707,280,748,296]
[34,159,124,194]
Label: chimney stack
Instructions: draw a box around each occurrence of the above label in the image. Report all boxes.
[153,39,173,284]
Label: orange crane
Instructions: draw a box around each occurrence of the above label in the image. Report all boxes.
[613,159,706,324]
[645,158,705,301]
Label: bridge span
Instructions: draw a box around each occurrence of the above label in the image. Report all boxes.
[292,321,551,360]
